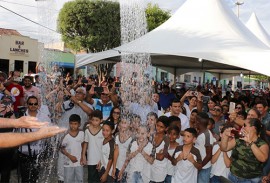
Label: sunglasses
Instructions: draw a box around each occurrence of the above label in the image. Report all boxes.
[113,111,120,115]
[28,103,38,106]
[235,106,242,109]
[212,108,221,112]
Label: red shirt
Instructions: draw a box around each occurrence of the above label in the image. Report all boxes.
[6,82,24,112]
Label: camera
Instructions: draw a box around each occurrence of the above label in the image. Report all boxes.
[191,91,198,96]
[17,106,27,118]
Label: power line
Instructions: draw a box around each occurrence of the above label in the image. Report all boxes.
[0,4,59,34]
[0,0,58,11]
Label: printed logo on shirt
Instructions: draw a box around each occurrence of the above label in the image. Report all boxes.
[11,87,20,96]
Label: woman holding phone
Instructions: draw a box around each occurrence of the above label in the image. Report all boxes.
[221,118,269,182]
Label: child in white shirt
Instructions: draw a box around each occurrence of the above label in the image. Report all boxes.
[172,128,202,183]
[61,114,84,183]
[118,125,155,183]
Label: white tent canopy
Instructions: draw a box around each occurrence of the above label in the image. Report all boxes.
[76,0,270,76]
[246,12,270,48]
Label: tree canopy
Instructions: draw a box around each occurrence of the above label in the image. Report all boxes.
[145,3,171,32]
[58,1,170,81]
[58,0,120,53]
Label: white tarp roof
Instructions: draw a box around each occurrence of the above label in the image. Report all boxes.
[246,12,270,48]
[76,0,270,76]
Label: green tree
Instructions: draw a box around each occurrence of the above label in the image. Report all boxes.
[145,3,171,32]
[58,1,170,81]
[58,0,120,82]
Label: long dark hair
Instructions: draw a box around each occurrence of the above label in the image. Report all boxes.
[107,106,121,123]
[248,118,267,143]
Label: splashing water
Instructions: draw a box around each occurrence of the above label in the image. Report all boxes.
[120,0,154,124]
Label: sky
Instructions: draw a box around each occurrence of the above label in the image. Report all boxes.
[0,0,270,43]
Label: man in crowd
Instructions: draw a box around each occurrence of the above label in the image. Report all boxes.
[159,85,175,111]
[5,70,24,116]
[18,96,51,183]
[164,99,190,131]
[87,85,118,120]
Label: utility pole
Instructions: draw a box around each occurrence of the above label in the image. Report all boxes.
[235,1,244,18]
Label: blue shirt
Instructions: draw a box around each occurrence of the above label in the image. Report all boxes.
[159,93,175,110]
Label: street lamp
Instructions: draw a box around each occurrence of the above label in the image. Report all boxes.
[235,1,244,18]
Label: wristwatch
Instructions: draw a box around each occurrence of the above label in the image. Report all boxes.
[249,141,254,146]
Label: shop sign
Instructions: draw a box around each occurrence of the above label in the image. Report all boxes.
[10,40,29,55]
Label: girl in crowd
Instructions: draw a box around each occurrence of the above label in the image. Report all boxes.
[146,112,158,143]
[210,124,232,183]
[112,116,132,183]
[118,125,155,183]
[150,116,170,183]
[165,125,180,183]
[221,118,269,182]
[98,121,115,183]
[107,106,121,135]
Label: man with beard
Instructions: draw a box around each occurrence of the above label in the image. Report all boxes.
[22,76,41,103]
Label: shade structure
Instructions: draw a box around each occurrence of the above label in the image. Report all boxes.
[246,12,270,48]
[76,0,270,76]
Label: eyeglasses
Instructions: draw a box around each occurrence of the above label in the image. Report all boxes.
[28,103,38,106]
[212,108,221,112]
[113,111,120,115]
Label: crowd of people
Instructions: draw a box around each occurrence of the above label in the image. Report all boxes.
[1,66,270,183]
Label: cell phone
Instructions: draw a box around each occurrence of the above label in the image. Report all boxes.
[94,87,104,93]
[229,102,236,113]
[231,129,244,138]
[115,82,121,88]
[86,85,92,91]
[202,96,210,103]
[82,79,88,84]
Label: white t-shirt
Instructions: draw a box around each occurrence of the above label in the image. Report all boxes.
[195,129,216,169]
[84,128,104,165]
[62,131,84,167]
[172,146,202,183]
[115,134,133,170]
[128,141,154,183]
[210,143,232,178]
[151,140,168,182]
[167,148,176,176]
[164,112,190,130]
[100,138,115,176]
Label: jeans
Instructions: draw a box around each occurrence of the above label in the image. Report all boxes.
[228,172,261,183]
[130,171,143,183]
[263,151,270,176]
[114,168,127,183]
[198,167,211,183]
[64,166,83,183]
[210,175,231,183]
[164,175,172,183]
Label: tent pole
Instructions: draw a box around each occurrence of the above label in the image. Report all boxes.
[249,71,251,84]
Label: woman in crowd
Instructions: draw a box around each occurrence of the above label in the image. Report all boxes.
[107,106,121,135]
[221,118,269,182]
